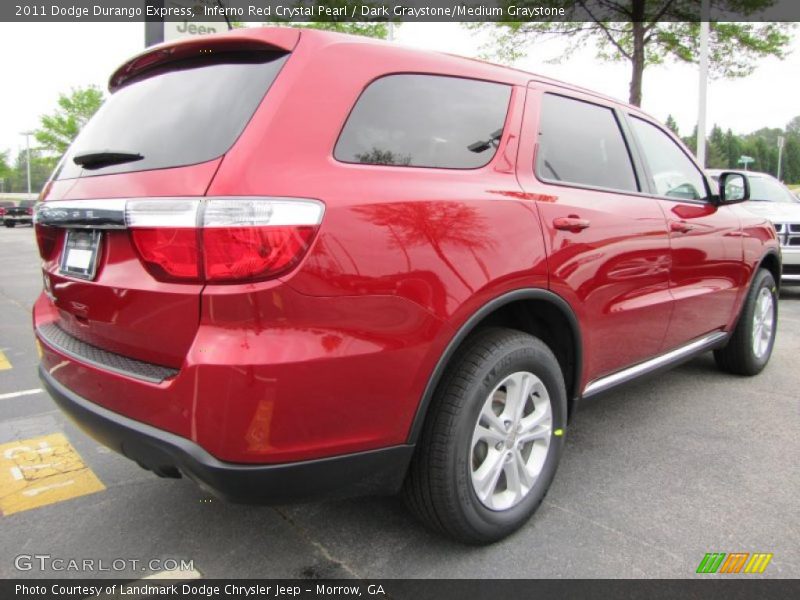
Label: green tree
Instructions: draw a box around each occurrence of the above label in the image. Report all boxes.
[6,149,57,194]
[35,86,104,156]
[469,1,793,106]
[282,21,390,38]
[269,1,396,39]
[665,114,680,136]
[722,128,741,170]
[782,137,800,184]
[706,124,727,168]
[0,151,11,178]
[682,124,698,155]
[786,115,800,137]
[0,150,12,192]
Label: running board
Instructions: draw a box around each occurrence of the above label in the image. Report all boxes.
[582,331,729,398]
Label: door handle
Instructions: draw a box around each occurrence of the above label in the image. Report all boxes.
[669,220,695,234]
[553,216,591,233]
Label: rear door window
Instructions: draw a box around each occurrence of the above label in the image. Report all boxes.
[335,74,511,169]
[536,93,638,193]
[56,51,289,180]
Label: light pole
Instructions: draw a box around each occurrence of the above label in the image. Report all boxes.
[777,136,785,181]
[696,0,711,167]
[20,131,34,198]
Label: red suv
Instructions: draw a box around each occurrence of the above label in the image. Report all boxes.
[34,28,780,544]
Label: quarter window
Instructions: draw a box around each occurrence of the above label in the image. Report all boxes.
[536,93,638,192]
[335,75,511,169]
[629,117,707,201]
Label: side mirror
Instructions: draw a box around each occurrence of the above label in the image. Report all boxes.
[717,172,750,204]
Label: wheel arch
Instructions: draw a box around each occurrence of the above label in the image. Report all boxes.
[758,250,782,291]
[406,288,583,445]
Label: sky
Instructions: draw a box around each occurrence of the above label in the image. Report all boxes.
[1,21,799,160]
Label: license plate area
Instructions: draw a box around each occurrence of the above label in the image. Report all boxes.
[59,230,102,280]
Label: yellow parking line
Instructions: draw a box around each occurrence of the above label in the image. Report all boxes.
[0,350,11,371]
[0,433,105,515]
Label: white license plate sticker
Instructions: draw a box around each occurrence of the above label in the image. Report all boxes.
[65,248,93,270]
[59,230,102,280]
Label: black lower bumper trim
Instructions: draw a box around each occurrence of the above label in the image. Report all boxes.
[40,366,414,504]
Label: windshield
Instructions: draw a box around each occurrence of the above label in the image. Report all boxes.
[747,176,798,203]
[56,50,289,180]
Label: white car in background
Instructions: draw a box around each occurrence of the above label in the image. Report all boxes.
[708,169,800,285]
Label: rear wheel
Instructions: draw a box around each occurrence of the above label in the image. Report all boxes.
[4,221,14,228]
[714,269,777,375]
[404,327,567,544]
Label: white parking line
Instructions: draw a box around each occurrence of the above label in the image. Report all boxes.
[143,568,203,580]
[86,568,202,600]
[0,388,42,400]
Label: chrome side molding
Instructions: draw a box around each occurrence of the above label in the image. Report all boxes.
[582,331,729,398]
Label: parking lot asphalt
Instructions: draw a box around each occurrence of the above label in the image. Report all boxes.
[0,225,798,580]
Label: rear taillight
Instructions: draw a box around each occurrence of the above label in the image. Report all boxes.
[35,224,61,260]
[127,197,324,283]
[131,229,201,282]
[35,225,61,260]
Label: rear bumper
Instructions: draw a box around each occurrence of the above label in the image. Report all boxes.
[40,365,414,503]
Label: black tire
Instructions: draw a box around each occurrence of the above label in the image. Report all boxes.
[714,269,778,376]
[403,327,567,544]
[4,221,14,228]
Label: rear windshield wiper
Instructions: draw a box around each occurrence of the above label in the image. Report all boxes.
[73,150,143,170]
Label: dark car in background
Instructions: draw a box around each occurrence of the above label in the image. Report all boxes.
[0,201,14,222]
[4,199,35,227]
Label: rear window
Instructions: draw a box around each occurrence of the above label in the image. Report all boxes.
[335,74,511,169]
[56,51,289,180]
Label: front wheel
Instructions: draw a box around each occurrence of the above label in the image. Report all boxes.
[4,221,14,228]
[714,268,778,375]
[403,328,567,544]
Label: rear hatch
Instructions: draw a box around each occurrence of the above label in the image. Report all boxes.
[36,32,297,369]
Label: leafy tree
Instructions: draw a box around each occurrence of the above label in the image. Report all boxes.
[469,1,793,106]
[0,150,11,179]
[665,114,680,135]
[0,150,12,192]
[269,1,396,39]
[282,21,390,38]
[354,147,411,165]
[722,128,742,170]
[787,116,800,136]
[5,148,57,194]
[682,124,698,155]
[35,86,104,156]
[783,137,800,184]
[706,124,726,168]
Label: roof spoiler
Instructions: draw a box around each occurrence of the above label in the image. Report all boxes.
[109,27,300,92]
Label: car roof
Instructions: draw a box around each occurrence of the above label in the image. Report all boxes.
[114,27,647,117]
